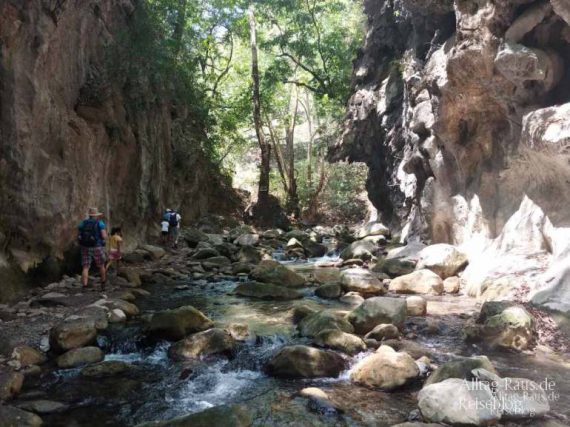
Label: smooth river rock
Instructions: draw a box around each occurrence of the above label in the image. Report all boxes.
[266,345,346,378]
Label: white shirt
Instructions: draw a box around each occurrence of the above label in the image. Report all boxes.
[161,221,169,232]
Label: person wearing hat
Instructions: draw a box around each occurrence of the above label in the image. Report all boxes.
[78,207,108,289]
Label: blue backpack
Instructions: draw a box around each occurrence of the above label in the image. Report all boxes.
[78,219,101,247]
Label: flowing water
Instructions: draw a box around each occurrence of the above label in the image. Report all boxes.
[19,258,570,426]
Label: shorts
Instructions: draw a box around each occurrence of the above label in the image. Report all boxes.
[170,227,179,240]
[109,249,122,261]
[161,231,169,236]
[81,246,106,268]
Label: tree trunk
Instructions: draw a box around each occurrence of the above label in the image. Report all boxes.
[173,0,188,57]
[248,4,270,207]
[285,87,300,218]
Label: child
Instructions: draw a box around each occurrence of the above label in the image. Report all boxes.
[106,227,123,274]
[160,218,169,245]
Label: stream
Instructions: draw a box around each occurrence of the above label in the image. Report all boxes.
[18,257,570,426]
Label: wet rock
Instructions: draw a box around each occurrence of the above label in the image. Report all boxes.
[406,296,427,316]
[147,306,214,341]
[341,258,364,267]
[231,262,253,275]
[291,305,318,324]
[168,328,235,360]
[339,240,379,261]
[418,379,501,426]
[416,244,468,279]
[140,245,166,260]
[443,276,460,294]
[233,282,302,301]
[298,310,354,338]
[339,292,364,306]
[225,323,250,341]
[49,318,98,353]
[118,268,143,286]
[11,346,46,368]
[313,329,366,355]
[262,229,284,239]
[0,370,24,400]
[234,234,260,246]
[299,387,329,400]
[315,283,341,299]
[425,356,497,386]
[372,258,416,278]
[313,268,341,284]
[364,323,400,341]
[0,405,43,426]
[16,400,68,415]
[237,246,261,264]
[80,361,133,378]
[389,270,443,295]
[351,345,420,390]
[109,309,127,323]
[340,268,385,296]
[347,296,406,334]
[251,260,305,288]
[301,239,326,258]
[201,256,231,270]
[266,345,346,378]
[357,222,390,239]
[56,346,104,369]
[464,301,537,351]
[137,403,252,427]
[102,299,139,318]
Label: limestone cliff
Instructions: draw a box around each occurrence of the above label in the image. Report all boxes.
[333,0,570,244]
[0,0,237,301]
[333,0,570,312]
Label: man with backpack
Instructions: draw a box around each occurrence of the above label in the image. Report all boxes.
[168,210,181,248]
[78,207,108,290]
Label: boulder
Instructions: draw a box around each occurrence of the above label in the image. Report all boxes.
[140,245,166,260]
[147,306,214,341]
[313,268,341,284]
[464,301,537,351]
[225,323,250,341]
[443,276,460,293]
[364,323,400,341]
[229,225,255,241]
[339,240,379,261]
[80,361,133,378]
[231,262,252,275]
[0,370,24,400]
[0,405,43,426]
[234,234,260,246]
[56,346,104,369]
[302,239,327,258]
[340,268,385,296]
[347,297,407,334]
[425,356,497,386]
[372,258,416,278]
[201,256,231,270]
[350,345,419,390]
[357,222,390,239]
[237,246,261,264]
[266,345,346,378]
[298,310,354,338]
[16,400,68,415]
[382,339,433,359]
[11,346,46,368]
[183,228,209,248]
[418,379,501,425]
[262,229,284,239]
[406,296,427,316]
[168,328,235,360]
[109,309,127,323]
[313,329,366,355]
[49,318,98,353]
[315,283,341,299]
[233,282,302,301]
[389,269,443,295]
[193,248,220,260]
[101,299,139,318]
[339,292,364,306]
[291,305,318,324]
[118,268,143,287]
[137,404,252,427]
[416,244,468,279]
[251,260,305,288]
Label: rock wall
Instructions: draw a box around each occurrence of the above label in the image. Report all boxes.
[332,0,570,246]
[0,0,238,301]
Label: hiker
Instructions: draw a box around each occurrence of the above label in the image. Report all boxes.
[160,216,170,245]
[168,210,182,248]
[106,227,123,274]
[78,207,108,290]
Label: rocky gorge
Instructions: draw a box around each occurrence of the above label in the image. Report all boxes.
[0,223,568,426]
